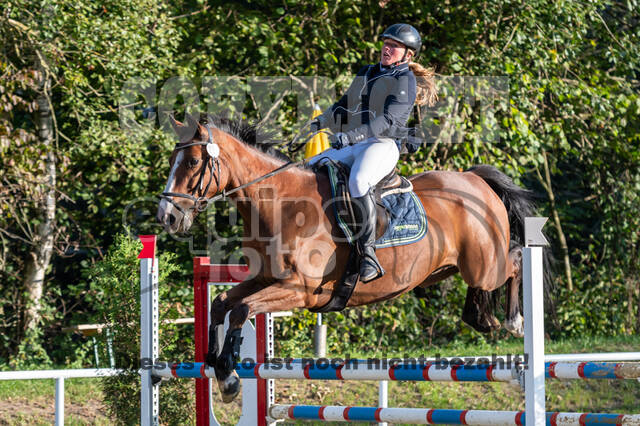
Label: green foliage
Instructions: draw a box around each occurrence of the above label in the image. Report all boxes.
[7,327,53,370]
[275,277,507,357]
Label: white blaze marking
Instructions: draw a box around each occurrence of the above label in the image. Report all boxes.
[159,151,184,218]
[163,151,184,193]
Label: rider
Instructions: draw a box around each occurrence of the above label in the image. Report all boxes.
[309,23,437,283]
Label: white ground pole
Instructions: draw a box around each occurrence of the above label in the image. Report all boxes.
[140,256,159,426]
[523,217,549,426]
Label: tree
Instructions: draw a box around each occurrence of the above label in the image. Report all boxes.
[0,0,181,360]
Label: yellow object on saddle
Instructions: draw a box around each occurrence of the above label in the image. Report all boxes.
[304,105,330,159]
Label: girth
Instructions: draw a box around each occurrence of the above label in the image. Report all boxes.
[310,161,413,313]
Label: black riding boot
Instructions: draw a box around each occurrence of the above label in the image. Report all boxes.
[353,189,385,282]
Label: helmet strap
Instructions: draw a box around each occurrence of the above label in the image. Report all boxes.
[392,47,409,67]
[400,47,408,63]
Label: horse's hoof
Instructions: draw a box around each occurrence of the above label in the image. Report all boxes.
[484,314,501,331]
[218,372,241,403]
[504,313,524,338]
[462,313,501,333]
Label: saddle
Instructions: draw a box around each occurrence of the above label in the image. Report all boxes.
[327,161,413,244]
[311,162,413,313]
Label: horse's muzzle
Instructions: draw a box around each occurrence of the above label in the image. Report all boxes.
[157,198,193,234]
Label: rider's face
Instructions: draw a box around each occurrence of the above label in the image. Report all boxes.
[381,39,412,66]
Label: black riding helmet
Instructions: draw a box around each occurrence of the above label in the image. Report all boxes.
[380,23,421,59]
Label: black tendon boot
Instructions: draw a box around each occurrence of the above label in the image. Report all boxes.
[353,189,385,282]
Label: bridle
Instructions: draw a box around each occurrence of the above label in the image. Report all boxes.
[160,123,308,216]
[160,125,222,215]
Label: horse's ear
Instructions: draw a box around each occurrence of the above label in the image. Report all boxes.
[185,113,209,141]
[168,112,199,142]
[185,113,199,129]
[168,113,185,134]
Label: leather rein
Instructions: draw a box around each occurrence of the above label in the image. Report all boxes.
[160,124,305,215]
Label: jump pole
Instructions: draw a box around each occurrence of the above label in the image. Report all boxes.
[156,361,640,382]
[268,405,640,425]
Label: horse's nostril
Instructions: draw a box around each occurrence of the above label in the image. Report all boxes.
[167,214,176,226]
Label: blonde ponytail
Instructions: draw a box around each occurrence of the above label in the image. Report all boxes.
[409,62,438,107]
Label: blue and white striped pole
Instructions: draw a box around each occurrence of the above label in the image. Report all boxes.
[269,405,640,426]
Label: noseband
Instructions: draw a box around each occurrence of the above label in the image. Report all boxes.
[160,125,221,215]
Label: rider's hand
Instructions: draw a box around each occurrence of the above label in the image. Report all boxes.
[330,132,351,150]
[310,118,322,133]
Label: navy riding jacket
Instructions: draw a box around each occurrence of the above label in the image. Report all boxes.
[320,62,416,145]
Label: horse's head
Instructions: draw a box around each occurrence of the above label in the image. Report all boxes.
[157,114,229,234]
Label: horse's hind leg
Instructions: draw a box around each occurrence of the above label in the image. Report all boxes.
[413,265,501,333]
[462,287,501,333]
[503,245,524,337]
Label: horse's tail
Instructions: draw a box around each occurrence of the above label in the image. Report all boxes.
[467,165,554,291]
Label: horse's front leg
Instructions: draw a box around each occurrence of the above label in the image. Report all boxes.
[214,301,248,403]
[205,294,227,367]
[216,279,309,403]
[205,281,264,380]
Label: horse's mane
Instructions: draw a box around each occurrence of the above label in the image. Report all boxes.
[200,114,290,162]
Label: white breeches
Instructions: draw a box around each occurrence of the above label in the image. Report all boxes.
[308,137,399,197]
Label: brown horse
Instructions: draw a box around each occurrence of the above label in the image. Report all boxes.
[157,114,537,403]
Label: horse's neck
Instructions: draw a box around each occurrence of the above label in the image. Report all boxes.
[223,138,285,194]
[223,137,312,232]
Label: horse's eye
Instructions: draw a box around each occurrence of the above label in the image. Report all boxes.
[188,158,200,168]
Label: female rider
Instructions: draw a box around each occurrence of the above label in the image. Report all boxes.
[309,23,437,283]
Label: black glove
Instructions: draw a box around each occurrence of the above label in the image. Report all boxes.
[329,132,351,150]
[406,142,420,154]
[405,136,423,154]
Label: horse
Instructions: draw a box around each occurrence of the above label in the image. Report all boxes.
[156,113,540,403]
